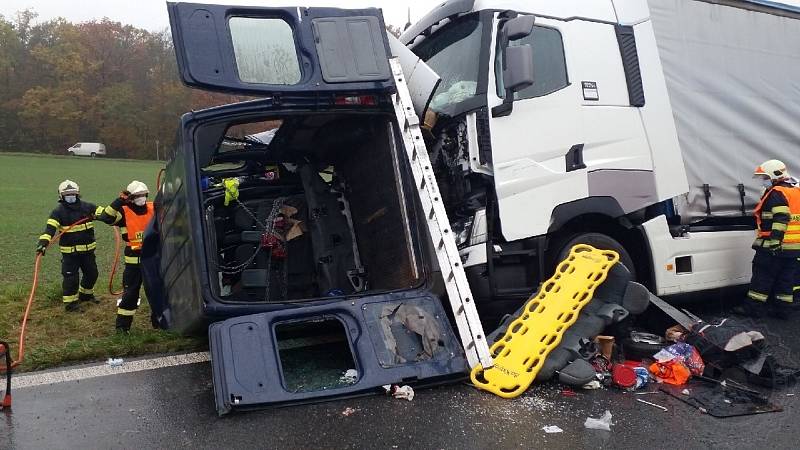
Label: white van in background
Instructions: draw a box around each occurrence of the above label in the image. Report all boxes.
[67,142,106,157]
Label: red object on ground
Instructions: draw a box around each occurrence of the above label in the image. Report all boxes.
[612,364,638,388]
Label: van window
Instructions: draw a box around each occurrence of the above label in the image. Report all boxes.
[495,25,569,99]
[229,17,302,85]
[73,143,81,148]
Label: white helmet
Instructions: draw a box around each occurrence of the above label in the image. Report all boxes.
[58,179,80,197]
[127,180,149,196]
[754,160,789,181]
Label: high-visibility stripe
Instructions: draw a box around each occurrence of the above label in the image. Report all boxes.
[39,234,52,241]
[747,291,768,302]
[95,206,104,216]
[119,226,127,235]
[761,212,774,219]
[124,255,140,264]
[777,294,794,303]
[78,286,94,295]
[772,206,791,214]
[104,206,123,224]
[782,243,800,249]
[63,294,79,303]
[59,242,97,253]
[754,238,780,246]
[47,218,61,228]
[63,223,94,232]
[772,222,788,231]
[117,308,136,316]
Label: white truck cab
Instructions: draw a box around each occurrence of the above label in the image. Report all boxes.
[67,142,106,157]
[401,0,800,314]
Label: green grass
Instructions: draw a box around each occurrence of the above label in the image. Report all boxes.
[0,153,207,372]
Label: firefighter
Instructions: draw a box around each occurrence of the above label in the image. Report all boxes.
[37,180,104,312]
[98,180,155,332]
[740,160,800,317]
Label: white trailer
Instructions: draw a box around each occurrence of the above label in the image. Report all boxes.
[400,0,800,310]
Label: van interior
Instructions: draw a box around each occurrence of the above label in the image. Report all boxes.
[196,112,420,303]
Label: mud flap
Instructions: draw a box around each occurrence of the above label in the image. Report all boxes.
[209,292,467,415]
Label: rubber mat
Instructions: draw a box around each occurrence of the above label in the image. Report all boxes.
[470,244,619,398]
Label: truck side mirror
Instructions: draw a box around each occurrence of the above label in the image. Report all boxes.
[503,45,534,93]
[492,14,536,118]
[505,15,535,40]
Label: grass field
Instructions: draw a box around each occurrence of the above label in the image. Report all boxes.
[0,153,206,372]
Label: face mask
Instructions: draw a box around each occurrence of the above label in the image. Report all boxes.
[133,197,147,206]
[761,178,774,189]
[64,195,77,204]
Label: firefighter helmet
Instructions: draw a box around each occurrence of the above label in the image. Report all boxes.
[58,179,80,197]
[754,160,789,181]
[126,180,149,196]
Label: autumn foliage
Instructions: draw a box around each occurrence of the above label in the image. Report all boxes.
[0,10,238,159]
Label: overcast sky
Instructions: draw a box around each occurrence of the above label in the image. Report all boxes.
[0,0,432,31]
[2,0,800,31]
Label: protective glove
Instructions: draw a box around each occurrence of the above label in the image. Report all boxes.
[36,243,47,256]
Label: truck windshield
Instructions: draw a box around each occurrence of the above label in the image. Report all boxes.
[413,14,485,115]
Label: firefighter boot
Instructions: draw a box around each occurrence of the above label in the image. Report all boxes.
[78,292,99,305]
[65,302,82,313]
[115,315,133,333]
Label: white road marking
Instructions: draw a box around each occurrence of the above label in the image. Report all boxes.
[12,352,210,389]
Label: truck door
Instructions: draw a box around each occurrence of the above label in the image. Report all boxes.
[167,2,395,96]
[487,16,587,242]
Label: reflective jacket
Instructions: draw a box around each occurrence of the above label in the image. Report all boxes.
[753,182,800,257]
[38,199,103,253]
[98,198,155,264]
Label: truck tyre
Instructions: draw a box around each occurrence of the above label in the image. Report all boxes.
[68,151,75,156]
[90,152,96,158]
[550,232,636,280]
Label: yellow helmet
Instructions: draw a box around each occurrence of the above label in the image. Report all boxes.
[754,160,789,181]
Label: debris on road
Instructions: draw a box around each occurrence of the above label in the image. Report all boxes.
[542,425,563,434]
[383,384,415,401]
[341,407,357,416]
[584,410,613,431]
[107,358,124,367]
[340,369,358,384]
[636,399,668,412]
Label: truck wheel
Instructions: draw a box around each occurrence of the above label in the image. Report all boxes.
[68,151,74,156]
[550,232,636,280]
[90,152,96,158]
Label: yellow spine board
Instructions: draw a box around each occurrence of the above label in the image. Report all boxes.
[470,244,619,398]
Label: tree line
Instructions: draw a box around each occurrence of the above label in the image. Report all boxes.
[0,10,245,160]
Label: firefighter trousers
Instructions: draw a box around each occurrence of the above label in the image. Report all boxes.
[61,251,98,304]
[747,251,799,306]
[116,263,143,331]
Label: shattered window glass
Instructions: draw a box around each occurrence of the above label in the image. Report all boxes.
[414,14,484,114]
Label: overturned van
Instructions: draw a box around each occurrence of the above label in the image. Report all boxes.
[153,3,470,413]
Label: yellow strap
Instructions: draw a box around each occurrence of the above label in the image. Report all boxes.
[60,242,97,253]
[39,234,52,241]
[124,255,141,264]
[772,206,791,214]
[470,245,619,398]
[117,308,136,316]
[47,218,61,228]
[63,223,94,232]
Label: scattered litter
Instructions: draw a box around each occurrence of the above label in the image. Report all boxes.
[561,388,577,397]
[339,369,358,384]
[682,389,691,395]
[542,425,563,434]
[632,391,660,395]
[582,380,602,390]
[636,398,668,411]
[584,410,613,431]
[787,393,795,397]
[341,407,357,416]
[107,358,124,367]
[383,384,415,401]
[723,399,732,404]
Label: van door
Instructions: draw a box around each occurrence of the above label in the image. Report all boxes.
[168,2,394,97]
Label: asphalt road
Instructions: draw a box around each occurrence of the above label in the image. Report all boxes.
[4,296,800,449]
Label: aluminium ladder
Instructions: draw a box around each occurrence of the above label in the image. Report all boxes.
[389,58,493,370]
